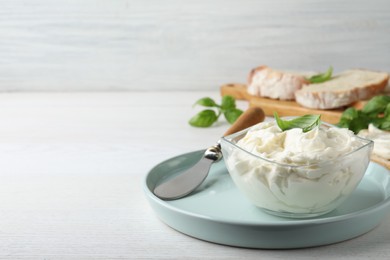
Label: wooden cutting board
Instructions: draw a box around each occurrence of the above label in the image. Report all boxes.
[220,83,390,169]
[220,83,365,124]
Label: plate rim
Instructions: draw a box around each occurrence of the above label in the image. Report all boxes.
[144,150,390,227]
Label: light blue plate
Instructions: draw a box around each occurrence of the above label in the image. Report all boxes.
[144,150,390,249]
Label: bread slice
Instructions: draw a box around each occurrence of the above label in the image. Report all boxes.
[247,66,310,100]
[295,69,389,109]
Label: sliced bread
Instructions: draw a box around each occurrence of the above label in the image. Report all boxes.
[247,66,309,100]
[295,69,389,109]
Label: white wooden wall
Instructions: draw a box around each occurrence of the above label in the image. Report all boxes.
[0,0,389,91]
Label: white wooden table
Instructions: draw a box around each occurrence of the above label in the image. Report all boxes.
[0,91,389,259]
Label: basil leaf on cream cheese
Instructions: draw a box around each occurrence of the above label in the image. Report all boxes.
[274,112,321,132]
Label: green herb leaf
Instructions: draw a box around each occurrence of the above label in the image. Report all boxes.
[348,115,371,134]
[274,112,321,132]
[193,97,218,108]
[337,95,390,134]
[373,103,390,130]
[337,107,358,128]
[221,95,236,111]
[362,95,390,116]
[339,107,359,121]
[188,110,218,127]
[378,120,390,131]
[337,108,371,134]
[384,103,390,119]
[307,66,333,84]
[189,95,243,127]
[224,108,243,124]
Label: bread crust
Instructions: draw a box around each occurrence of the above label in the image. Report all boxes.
[295,70,389,109]
[247,66,308,100]
[247,66,268,86]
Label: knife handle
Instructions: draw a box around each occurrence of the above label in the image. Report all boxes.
[223,107,265,137]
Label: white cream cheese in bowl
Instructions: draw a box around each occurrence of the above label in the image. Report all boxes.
[220,120,374,218]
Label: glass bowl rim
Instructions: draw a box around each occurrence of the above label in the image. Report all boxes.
[221,121,374,169]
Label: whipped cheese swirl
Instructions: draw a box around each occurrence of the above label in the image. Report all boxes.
[237,121,363,165]
[226,121,371,216]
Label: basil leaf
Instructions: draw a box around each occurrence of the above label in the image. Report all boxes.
[348,116,371,134]
[193,97,218,108]
[224,108,243,124]
[188,110,218,127]
[374,104,390,130]
[338,108,372,134]
[362,95,390,116]
[307,66,333,84]
[337,95,390,133]
[274,112,321,132]
[189,95,243,127]
[337,107,358,129]
[221,95,236,111]
[378,120,390,131]
[384,103,390,119]
[339,107,359,121]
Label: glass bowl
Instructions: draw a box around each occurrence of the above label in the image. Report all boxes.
[220,121,374,218]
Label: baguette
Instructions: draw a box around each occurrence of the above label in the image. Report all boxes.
[295,69,389,109]
[247,66,309,100]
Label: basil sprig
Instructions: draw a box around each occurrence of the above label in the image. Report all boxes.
[189,95,243,127]
[337,95,390,134]
[274,112,321,132]
[307,66,333,84]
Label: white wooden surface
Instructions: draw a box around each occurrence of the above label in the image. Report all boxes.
[0,0,390,91]
[0,91,389,259]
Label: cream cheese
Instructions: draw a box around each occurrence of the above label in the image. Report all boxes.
[359,124,390,160]
[226,121,371,215]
